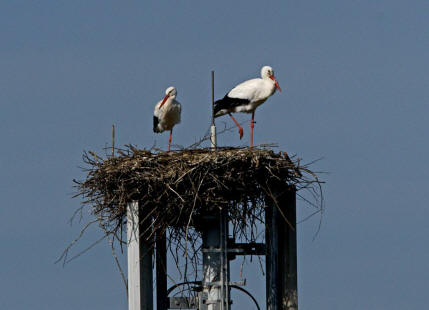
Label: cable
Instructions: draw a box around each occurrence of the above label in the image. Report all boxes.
[230,285,261,310]
[166,281,202,296]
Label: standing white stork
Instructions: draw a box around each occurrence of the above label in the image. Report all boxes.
[214,65,281,147]
[153,86,182,151]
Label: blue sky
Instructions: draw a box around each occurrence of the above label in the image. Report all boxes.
[1,1,429,309]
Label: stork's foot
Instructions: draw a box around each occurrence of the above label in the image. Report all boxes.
[238,127,244,139]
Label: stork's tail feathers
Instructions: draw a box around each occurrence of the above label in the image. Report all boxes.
[214,95,250,117]
[153,116,161,133]
[213,97,229,117]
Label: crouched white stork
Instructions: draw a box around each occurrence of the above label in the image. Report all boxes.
[153,86,182,151]
[214,65,281,147]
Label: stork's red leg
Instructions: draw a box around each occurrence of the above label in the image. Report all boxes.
[168,129,173,151]
[228,113,244,139]
[250,111,255,148]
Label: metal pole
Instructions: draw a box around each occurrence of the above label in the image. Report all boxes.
[210,71,217,149]
[266,187,298,310]
[127,201,153,310]
[202,214,222,310]
[278,188,298,310]
[220,208,230,310]
[156,231,168,310]
[266,200,279,310]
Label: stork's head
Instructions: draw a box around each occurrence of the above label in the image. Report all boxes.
[261,66,281,92]
[159,86,177,108]
[165,86,177,98]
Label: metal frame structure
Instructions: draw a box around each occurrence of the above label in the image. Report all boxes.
[126,72,298,309]
[126,187,297,310]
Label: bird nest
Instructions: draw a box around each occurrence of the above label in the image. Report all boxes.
[60,145,323,285]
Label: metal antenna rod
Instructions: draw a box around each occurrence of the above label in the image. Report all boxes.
[210,71,217,149]
[211,71,215,126]
[112,124,115,157]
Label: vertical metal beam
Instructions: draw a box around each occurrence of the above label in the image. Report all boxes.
[278,188,298,310]
[127,201,153,310]
[202,214,221,310]
[156,231,168,310]
[266,199,279,310]
[266,187,298,310]
[211,71,217,149]
[220,207,230,310]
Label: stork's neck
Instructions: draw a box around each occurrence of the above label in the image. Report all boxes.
[165,97,179,108]
[164,97,174,107]
[264,78,277,95]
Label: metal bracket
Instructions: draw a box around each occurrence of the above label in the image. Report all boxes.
[202,242,265,258]
[202,248,244,253]
[169,297,199,309]
[198,292,209,310]
[203,280,246,287]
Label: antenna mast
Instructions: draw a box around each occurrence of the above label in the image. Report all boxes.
[210,71,217,149]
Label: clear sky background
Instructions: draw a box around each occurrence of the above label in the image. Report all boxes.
[1,1,428,309]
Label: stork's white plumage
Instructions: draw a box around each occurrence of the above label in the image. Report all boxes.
[153,86,182,151]
[214,66,281,147]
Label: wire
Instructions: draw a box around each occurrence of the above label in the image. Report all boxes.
[166,281,261,310]
[230,285,261,310]
[166,281,202,296]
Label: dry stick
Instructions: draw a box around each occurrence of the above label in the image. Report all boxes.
[68,205,84,225]
[55,219,99,265]
[261,185,295,232]
[65,235,107,265]
[112,124,115,157]
[297,209,323,224]
[166,184,185,202]
[184,171,208,257]
[100,221,128,297]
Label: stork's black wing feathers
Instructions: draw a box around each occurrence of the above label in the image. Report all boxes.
[153,116,160,133]
[214,95,250,116]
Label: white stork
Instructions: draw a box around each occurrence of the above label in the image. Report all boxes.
[153,86,182,151]
[214,65,281,147]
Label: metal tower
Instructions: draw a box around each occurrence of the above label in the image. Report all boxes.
[125,71,298,310]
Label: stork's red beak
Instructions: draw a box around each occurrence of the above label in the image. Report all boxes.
[159,94,169,109]
[270,75,282,92]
